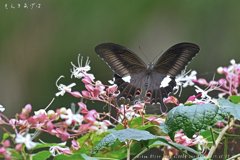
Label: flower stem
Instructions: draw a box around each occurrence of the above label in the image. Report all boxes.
[210,127,216,146]
[224,138,228,160]
[127,140,131,160]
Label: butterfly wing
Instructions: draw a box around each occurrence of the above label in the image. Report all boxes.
[147,43,200,112]
[95,43,147,77]
[95,43,147,100]
[153,43,200,76]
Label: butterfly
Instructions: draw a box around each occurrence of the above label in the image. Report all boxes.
[95,43,200,113]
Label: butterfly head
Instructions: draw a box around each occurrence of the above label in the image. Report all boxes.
[147,62,154,70]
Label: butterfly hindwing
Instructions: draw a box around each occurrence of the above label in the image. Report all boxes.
[153,43,200,76]
[114,73,146,100]
[146,72,176,112]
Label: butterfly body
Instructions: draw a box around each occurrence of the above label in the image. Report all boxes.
[95,43,200,113]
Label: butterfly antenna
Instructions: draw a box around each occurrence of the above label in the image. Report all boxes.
[152,50,163,63]
[139,46,150,63]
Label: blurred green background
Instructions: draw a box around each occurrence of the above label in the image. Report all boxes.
[0,0,240,157]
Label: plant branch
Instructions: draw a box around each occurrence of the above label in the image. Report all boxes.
[207,118,236,158]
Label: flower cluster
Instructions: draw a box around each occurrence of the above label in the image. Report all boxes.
[0,54,238,160]
[193,59,240,98]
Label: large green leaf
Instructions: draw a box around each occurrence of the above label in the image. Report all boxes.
[218,98,240,120]
[90,128,167,156]
[150,141,202,156]
[160,104,228,141]
[32,151,51,160]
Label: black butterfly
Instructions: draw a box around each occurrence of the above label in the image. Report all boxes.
[95,43,200,113]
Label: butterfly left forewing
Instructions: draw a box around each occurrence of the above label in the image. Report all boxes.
[95,43,147,100]
[95,43,147,77]
[153,43,200,76]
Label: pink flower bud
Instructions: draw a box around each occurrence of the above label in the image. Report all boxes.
[19,114,27,120]
[56,146,72,155]
[218,78,227,87]
[82,76,92,84]
[164,96,179,105]
[67,91,82,98]
[15,144,23,151]
[88,110,99,119]
[22,104,32,114]
[0,147,6,155]
[61,131,70,142]
[222,67,228,74]
[28,116,38,124]
[92,88,100,97]
[85,84,94,92]
[215,122,225,128]
[78,123,90,134]
[82,90,91,99]
[103,120,112,127]
[4,155,11,160]
[71,140,80,151]
[3,140,10,148]
[47,121,54,132]
[186,94,202,102]
[209,80,218,86]
[78,102,87,110]
[133,104,143,110]
[37,114,47,123]
[85,114,96,123]
[187,96,196,102]
[80,109,89,115]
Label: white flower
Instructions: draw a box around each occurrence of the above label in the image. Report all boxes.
[117,105,140,122]
[194,85,214,103]
[48,142,67,156]
[176,70,197,88]
[34,109,47,115]
[70,54,95,80]
[194,135,208,151]
[60,108,83,125]
[0,104,5,112]
[55,76,76,97]
[15,134,37,150]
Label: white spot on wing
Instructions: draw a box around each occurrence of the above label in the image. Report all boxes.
[122,75,131,83]
[160,75,171,88]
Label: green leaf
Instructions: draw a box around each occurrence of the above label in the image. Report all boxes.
[33,142,66,150]
[2,133,10,142]
[229,95,240,104]
[218,98,240,120]
[161,104,228,141]
[90,128,167,156]
[150,141,203,156]
[81,154,100,160]
[200,129,221,148]
[54,154,85,160]
[114,117,143,130]
[32,151,51,160]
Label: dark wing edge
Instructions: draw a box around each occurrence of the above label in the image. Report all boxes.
[94,43,147,77]
[153,43,200,77]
